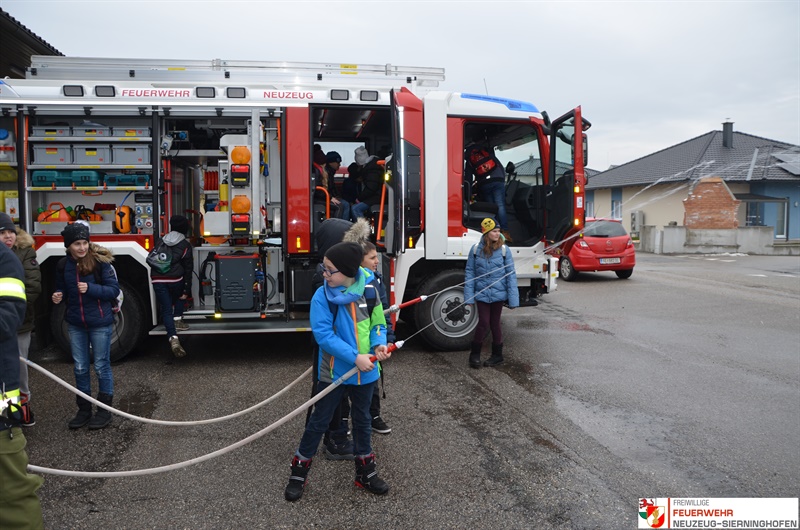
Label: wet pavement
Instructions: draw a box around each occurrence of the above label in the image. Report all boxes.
[20,253,800,529]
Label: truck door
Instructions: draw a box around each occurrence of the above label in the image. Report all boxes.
[546,106,588,247]
[388,88,425,256]
[284,107,312,253]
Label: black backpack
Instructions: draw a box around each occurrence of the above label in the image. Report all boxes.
[146,240,172,274]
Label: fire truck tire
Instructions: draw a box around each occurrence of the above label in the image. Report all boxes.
[49,281,146,362]
[413,269,478,351]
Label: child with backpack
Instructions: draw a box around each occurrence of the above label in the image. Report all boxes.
[51,222,120,429]
[149,215,193,358]
[464,218,519,368]
[285,242,391,501]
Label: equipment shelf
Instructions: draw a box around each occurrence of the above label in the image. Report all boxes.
[28,137,153,143]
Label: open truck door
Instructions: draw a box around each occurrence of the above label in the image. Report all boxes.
[388,88,425,256]
[546,106,589,250]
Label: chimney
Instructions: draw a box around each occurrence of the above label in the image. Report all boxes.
[722,121,734,148]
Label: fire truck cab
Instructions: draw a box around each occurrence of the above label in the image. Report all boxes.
[0,57,588,359]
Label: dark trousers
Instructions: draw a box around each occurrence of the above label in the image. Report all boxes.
[298,382,375,458]
[474,301,504,344]
[153,282,184,337]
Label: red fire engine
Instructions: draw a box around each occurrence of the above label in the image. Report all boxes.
[0,56,589,359]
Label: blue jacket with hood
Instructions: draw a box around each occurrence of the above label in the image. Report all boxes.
[463,237,519,307]
[311,267,387,385]
[55,244,120,328]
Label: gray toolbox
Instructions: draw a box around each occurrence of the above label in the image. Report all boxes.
[72,126,110,137]
[73,144,111,164]
[31,126,69,137]
[33,145,72,164]
[112,127,151,137]
[112,145,150,165]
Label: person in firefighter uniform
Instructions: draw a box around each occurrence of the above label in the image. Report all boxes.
[0,240,45,530]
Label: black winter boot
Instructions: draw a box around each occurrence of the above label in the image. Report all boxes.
[284,456,313,502]
[355,453,390,495]
[469,342,482,369]
[88,392,113,430]
[483,343,504,367]
[68,396,93,429]
[323,433,355,460]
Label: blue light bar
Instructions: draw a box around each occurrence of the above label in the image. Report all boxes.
[461,93,538,113]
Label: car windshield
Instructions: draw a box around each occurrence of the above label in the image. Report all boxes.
[583,220,628,238]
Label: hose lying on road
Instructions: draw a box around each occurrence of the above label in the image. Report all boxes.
[23,257,521,478]
[23,358,311,426]
[27,363,357,478]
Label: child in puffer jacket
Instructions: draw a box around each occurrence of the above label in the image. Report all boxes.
[284,242,391,502]
[463,217,519,368]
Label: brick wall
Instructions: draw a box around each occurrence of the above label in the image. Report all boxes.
[683,177,741,229]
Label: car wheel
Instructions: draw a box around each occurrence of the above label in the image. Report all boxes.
[413,269,478,351]
[615,269,633,279]
[559,257,577,281]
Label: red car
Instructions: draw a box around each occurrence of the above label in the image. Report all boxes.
[558,218,636,281]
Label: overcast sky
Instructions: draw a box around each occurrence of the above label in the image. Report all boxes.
[2,0,798,170]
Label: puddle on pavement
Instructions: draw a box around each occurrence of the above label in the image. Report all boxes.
[118,386,160,418]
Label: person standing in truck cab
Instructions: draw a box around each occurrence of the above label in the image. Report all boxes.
[464,132,511,240]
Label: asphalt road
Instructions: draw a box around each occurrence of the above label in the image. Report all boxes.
[22,252,800,529]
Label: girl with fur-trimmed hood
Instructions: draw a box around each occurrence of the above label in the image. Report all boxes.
[51,222,120,430]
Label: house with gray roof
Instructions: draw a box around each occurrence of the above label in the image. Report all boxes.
[585,122,800,242]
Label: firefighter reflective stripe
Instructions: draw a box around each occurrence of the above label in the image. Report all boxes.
[0,277,25,300]
[1,388,21,416]
[1,388,21,400]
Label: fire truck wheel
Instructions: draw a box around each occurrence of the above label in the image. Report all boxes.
[413,269,478,351]
[49,281,146,362]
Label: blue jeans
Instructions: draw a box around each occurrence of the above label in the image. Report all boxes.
[153,282,184,338]
[68,323,114,396]
[333,199,351,221]
[298,382,375,458]
[478,180,508,230]
[351,201,370,220]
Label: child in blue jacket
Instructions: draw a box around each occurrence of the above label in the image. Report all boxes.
[51,222,120,429]
[285,242,391,502]
[464,218,519,368]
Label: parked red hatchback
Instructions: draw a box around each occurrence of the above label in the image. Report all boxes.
[558,218,636,281]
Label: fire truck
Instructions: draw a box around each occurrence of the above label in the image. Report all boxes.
[0,56,588,360]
